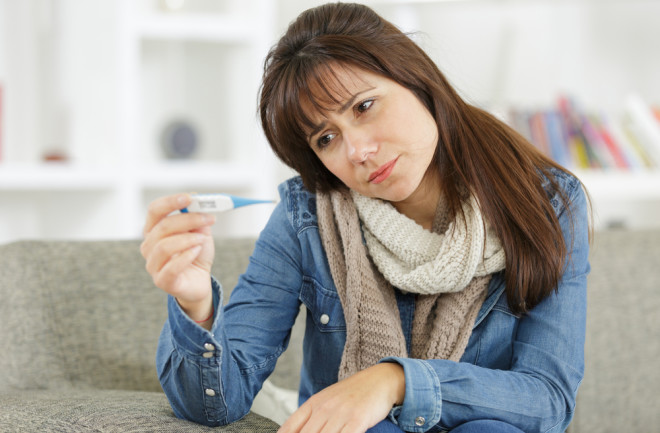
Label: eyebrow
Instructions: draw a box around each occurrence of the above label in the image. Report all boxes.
[306,87,375,141]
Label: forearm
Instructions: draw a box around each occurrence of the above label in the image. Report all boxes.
[157,286,252,426]
[385,356,579,433]
[157,246,305,425]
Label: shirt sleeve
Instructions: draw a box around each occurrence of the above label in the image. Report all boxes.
[382,179,591,433]
[156,199,304,426]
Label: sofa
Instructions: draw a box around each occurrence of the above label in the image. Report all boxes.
[0,229,658,432]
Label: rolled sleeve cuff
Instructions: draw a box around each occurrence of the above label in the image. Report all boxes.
[167,276,223,358]
[380,357,442,433]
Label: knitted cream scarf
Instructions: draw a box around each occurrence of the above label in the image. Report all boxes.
[316,188,506,380]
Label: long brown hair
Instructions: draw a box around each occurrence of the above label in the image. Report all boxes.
[259,2,588,315]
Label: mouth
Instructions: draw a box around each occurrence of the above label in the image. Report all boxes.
[368,157,399,184]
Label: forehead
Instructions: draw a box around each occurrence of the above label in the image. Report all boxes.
[297,64,381,132]
[311,64,374,100]
[301,64,372,111]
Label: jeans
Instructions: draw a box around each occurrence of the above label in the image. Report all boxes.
[367,420,405,432]
[366,419,525,433]
[451,420,525,433]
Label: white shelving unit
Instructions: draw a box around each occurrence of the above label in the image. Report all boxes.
[0,0,281,243]
[1,0,659,244]
[116,0,280,239]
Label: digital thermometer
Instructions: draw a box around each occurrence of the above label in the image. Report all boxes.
[180,193,275,213]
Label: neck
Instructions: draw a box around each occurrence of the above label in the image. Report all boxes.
[391,173,441,230]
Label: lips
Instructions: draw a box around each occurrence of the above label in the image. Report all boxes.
[368,157,399,184]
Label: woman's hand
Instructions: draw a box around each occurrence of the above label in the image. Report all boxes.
[141,193,216,325]
[278,363,405,433]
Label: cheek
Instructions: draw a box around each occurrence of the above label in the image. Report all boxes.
[409,115,438,156]
[316,151,349,180]
[320,157,363,190]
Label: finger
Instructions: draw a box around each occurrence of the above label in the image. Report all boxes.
[278,404,312,433]
[153,245,203,293]
[339,419,370,433]
[302,403,344,433]
[315,415,345,433]
[143,193,192,236]
[143,212,215,256]
[302,418,328,433]
[144,232,208,277]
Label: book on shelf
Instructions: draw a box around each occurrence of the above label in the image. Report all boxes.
[508,94,660,171]
[624,94,660,167]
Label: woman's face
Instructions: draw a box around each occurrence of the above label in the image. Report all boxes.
[305,66,440,207]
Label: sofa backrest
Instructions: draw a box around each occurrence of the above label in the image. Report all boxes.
[0,238,255,393]
[570,229,660,432]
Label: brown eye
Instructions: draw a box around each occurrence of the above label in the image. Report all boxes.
[317,133,336,149]
[356,99,374,113]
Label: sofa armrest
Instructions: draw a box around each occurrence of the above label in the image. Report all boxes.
[0,390,279,432]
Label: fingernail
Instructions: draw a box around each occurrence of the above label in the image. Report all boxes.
[204,214,216,224]
[177,194,188,206]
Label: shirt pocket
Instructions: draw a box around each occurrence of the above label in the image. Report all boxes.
[470,292,519,368]
[299,275,346,332]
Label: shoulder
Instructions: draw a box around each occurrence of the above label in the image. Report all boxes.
[277,176,319,234]
[541,167,585,218]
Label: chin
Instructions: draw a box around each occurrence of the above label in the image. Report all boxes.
[375,184,418,203]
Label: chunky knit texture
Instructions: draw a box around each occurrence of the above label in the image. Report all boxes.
[351,190,506,295]
[317,188,505,380]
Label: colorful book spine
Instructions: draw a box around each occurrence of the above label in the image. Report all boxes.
[544,110,570,167]
[508,95,660,170]
[506,95,660,171]
[528,111,551,158]
[624,94,660,167]
[579,112,618,169]
[590,114,630,170]
[557,96,596,169]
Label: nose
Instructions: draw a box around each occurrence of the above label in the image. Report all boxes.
[345,128,377,164]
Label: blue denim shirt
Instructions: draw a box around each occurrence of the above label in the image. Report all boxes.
[156,168,590,433]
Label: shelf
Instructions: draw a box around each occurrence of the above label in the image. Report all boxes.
[0,160,269,193]
[137,161,260,191]
[0,163,117,191]
[576,170,660,200]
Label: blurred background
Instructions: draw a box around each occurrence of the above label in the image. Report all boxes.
[0,0,659,243]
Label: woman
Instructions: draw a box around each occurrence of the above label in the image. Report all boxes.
[141,3,591,433]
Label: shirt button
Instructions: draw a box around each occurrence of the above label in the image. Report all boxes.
[414,416,426,426]
[205,388,216,397]
[204,343,215,351]
[202,352,214,358]
[320,314,330,325]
